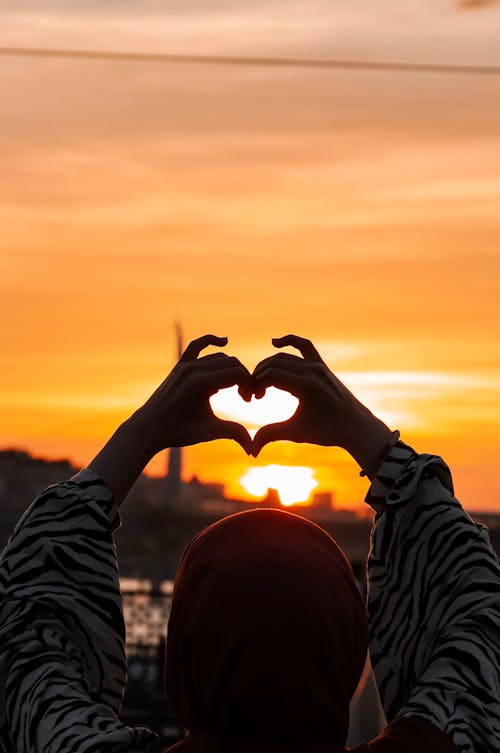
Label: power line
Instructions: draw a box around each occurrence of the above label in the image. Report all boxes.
[1,45,500,75]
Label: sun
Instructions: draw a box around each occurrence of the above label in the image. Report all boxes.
[240,465,319,506]
[209,385,298,438]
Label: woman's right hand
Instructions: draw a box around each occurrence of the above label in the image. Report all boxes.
[132,334,254,456]
[90,334,254,506]
[251,335,393,476]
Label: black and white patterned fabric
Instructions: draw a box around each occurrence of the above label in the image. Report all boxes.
[0,469,158,753]
[366,442,500,753]
[0,446,499,752]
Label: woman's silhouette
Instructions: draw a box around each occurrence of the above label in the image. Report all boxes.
[1,335,499,752]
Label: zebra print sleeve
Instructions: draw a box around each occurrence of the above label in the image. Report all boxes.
[0,468,158,753]
[365,442,500,753]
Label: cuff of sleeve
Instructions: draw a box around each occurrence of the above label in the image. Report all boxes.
[364,441,418,513]
[70,467,121,532]
[364,441,454,515]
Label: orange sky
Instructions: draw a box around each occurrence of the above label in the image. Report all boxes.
[1,1,500,511]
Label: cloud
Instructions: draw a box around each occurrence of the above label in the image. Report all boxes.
[457,0,500,9]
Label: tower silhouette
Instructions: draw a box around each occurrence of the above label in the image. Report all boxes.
[165,322,183,508]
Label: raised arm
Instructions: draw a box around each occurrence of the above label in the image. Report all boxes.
[365,441,500,753]
[252,335,500,753]
[0,335,253,753]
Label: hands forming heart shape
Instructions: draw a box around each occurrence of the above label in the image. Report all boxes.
[136,332,392,464]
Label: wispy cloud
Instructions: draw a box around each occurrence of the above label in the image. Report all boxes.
[457,0,500,9]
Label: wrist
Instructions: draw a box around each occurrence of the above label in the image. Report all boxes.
[358,429,400,479]
[127,409,164,459]
[88,415,157,507]
[342,408,394,479]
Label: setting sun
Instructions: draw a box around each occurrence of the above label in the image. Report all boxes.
[209,386,299,439]
[240,465,319,506]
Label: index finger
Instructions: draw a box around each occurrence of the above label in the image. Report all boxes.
[253,352,305,376]
[180,334,228,362]
[272,334,322,362]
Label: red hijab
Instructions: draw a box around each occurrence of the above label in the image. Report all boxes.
[164,508,369,753]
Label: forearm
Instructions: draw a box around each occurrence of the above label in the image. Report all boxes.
[88,411,157,507]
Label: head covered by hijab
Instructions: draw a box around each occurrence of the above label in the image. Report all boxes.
[165,508,369,753]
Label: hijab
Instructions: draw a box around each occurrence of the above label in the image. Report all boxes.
[165,508,369,753]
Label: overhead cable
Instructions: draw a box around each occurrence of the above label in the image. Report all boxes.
[1,46,500,75]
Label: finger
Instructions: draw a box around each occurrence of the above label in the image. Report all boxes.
[254,383,266,400]
[251,420,298,457]
[196,354,255,401]
[253,366,306,399]
[271,334,322,362]
[197,353,247,370]
[213,419,253,455]
[195,352,233,363]
[180,334,228,362]
[253,352,305,375]
[238,384,253,402]
[198,365,254,398]
[253,354,310,379]
[189,352,253,400]
[252,355,309,398]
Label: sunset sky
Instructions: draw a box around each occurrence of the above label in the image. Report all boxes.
[1,0,500,511]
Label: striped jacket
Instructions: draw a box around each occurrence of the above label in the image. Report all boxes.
[1,443,499,752]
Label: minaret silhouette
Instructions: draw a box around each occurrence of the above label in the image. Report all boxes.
[165,322,183,508]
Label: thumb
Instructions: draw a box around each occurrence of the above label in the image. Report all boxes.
[216,419,253,455]
[251,421,292,457]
